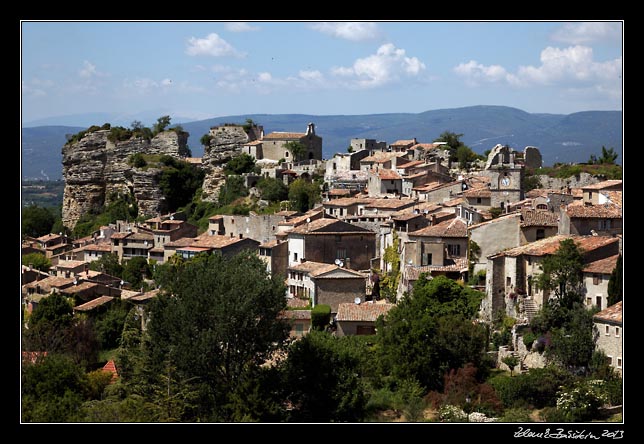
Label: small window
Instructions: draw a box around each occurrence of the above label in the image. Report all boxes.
[596,296,602,309]
[606,355,613,365]
[285,151,289,157]
[615,327,620,337]
[294,252,298,262]
[506,276,511,287]
[586,297,592,306]
[617,358,622,368]
[536,228,545,240]
[593,274,602,285]
[605,325,610,336]
[477,197,482,204]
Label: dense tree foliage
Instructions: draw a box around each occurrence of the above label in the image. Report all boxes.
[223,153,257,175]
[282,331,367,422]
[121,256,151,290]
[72,193,138,238]
[588,146,619,165]
[135,252,290,421]
[288,178,320,212]
[535,238,584,309]
[284,141,307,161]
[607,254,622,306]
[257,177,288,203]
[218,175,249,207]
[433,131,482,167]
[89,253,124,278]
[158,156,205,212]
[376,276,487,391]
[22,252,51,272]
[22,204,56,237]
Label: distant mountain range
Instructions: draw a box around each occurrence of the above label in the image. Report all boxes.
[21,105,622,180]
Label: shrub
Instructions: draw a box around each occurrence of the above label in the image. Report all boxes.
[438,404,468,422]
[488,366,574,410]
[499,407,533,422]
[522,332,536,350]
[311,304,331,331]
[556,380,608,422]
[128,153,147,168]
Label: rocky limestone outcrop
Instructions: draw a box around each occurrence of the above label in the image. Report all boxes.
[535,172,604,190]
[62,129,188,229]
[201,125,258,202]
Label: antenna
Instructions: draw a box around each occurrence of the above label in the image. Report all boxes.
[354,297,361,305]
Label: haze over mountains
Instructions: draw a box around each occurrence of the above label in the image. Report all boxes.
[21,105,622,180]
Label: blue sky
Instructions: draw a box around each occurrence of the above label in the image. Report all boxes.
[21,21,623,125]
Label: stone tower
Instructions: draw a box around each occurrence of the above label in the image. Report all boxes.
[484,144,525,210]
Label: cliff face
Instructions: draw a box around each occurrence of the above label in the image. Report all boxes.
[61,130,189,229]
[201,125,257,202]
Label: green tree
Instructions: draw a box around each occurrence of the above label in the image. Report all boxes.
[143,251,290,421]
[224,153,257,175]
[89,253,123,278]
[218,175,249,206]
[22,252,51,272]
[28,292,73,332]
[546,307,598,370]
[502,355,520,376]
[257,177,288,202]
[94,300,130,349]
[535,238,585,309]
[22,354,89,422]
[598,146,619,165]
[153,115,171,135]
[158,159,205,212]
[433,131,467,162]
[376,276,487,391]
[284,141,307,161]
[200,134,213,147]
[122,256,151,290]
[381,231,401,302]
[311,304,331,331]
[607,254,622,306]
[22,204,56,237]
[288,178,320,212]
[281,331,367,422]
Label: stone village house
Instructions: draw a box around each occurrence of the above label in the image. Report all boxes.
[593,301,622,376]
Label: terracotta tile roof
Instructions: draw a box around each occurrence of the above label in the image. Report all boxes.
[82,243,112,252]
[286,298,311,308]
[290,218,372,234]
[399,160,425,169]
[244,140,263,146]
[410,143,441,151]
[469,212,520,230]
[520,209,559,227]
[102,359,119,383]
[392,212,425,221]
[500,234,618,257]
[194,233,255,249]
[593,301,622,324]
[259,239,282,248]
[127,231,154,241]
[336,302,395,322]
[323,197,370,207]
[328,189,353,196]
[60,281,100,294]
[37,233,62,243]
[281,209,325,227]
[583,180,622,191]
[208,215,224,221]
[442,197,467,207]
[279,309,312,320]
[24,275,74,290]
[164,237,195,248]
[129,288,160,302]
[364,198,416,210]
[565,201,622,218]
[274,210,301,217]
[583,254,620,274]
[464,187,491,198]
[263,131,306,140]
[361,152,400,163]
[601,191,622,208]
[119,289,143,300]
[55,260,88,269]
[110,232,131,240]
[405,258,470,279]
[377,169,402,180]
[391,139,417,146]
[409,218,468,238]
[403,172,428,180]
[73,296,114,312]
[289,261,337,276]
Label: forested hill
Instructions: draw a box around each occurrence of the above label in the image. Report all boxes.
[22,106,622,180]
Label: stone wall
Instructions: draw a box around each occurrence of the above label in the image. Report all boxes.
[536,172,603,190]
[61,130,188,229]
[316,277,367,313]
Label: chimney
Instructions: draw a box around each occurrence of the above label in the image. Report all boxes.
[345,257,351,269]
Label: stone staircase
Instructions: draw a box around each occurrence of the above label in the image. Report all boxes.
[523,298,539,322]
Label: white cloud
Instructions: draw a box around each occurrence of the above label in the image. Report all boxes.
[161,78,173,86]
[453,60,514,86]
[298,70,324,82]
[22,80,47,97]
[186,33,244,57]
[122,77,175,95]
[79,60,105,78]
[551,22,621,45]
[224,22,259,32]
[453,45,622,103]
[257,72,273,83]
[331,43,426,88]
[310,22,379,42]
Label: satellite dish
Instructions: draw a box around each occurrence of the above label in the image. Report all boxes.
[339,261,344,268]
[73,279,78,285]
[306,217,311,223]
[334,259,341,265]
[170,215,174,220]
[354,297,361,305]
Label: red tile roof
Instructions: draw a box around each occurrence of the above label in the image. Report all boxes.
[593,301,622,324]
[583,180,622,190]
[464,188,491,198]
[289,218,372,234]
[565,201,622,218]
[405,258,470,280]
[409,218,468,238]
[500,234,618,257]
[410,143,441,151]
[364,198,416,210]
[263,132,306,140]
[336,302,395,322]
[390,139,417,146]
[361,152,400,163]
[102,359,119,383]
[520,209,559,227]
[377,169,402,180]
[323,197,370,207]
[82,243,112,252]
[289,261,337,276]
[583,254,619,274]
[279,309,312,320]
[287,298,311,309]
[244,140,264,146]
[73,296,114,312]
[328,189,353,196]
